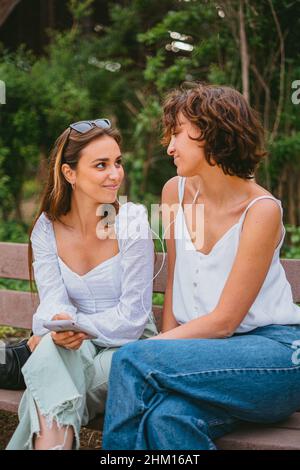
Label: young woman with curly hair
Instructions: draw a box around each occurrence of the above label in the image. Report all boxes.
[102,84,300,450]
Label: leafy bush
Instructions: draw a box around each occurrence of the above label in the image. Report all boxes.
[282,225,300,259]
[0,220,28,243]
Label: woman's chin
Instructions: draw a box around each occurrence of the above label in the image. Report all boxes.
[176,166,199,178]
[96,194,118,205]
[176,167,190,177]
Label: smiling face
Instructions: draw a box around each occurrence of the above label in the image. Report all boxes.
[167,113,207,177]
[62,135,124,204]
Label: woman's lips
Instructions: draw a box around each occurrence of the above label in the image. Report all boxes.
[103,185,119,190]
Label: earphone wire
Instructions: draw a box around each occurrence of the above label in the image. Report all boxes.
[140,217,176,322]
[140,184,201,321]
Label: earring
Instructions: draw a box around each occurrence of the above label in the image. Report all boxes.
[71,182,76,190]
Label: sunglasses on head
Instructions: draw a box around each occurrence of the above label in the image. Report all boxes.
[62,119,112,164]
[69,118,111,133]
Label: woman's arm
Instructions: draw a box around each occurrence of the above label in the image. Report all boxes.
[160,177,180,332]
[150,198,282,340]
[31,214,78,336]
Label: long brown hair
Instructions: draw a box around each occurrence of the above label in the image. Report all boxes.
[28,125,122,292]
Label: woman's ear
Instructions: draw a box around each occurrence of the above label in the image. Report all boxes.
[61,163,76,185]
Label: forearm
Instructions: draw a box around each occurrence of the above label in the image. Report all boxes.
[150,311,233,340]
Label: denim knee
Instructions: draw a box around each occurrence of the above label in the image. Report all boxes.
[109,341,141,376]
[145,402,217,450]
[112,340,150,363]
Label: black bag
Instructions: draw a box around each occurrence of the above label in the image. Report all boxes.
[0,339,32,390]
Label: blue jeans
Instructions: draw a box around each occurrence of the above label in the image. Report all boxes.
[102,324,300,450]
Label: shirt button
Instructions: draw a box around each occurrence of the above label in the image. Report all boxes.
[195,269,199,274]
[193,282,197,287]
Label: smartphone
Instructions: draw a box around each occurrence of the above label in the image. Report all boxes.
[43,319,98,339]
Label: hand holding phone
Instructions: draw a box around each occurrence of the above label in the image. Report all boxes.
[43,319,98,339]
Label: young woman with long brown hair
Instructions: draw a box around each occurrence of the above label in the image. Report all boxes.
[5,119,157,450]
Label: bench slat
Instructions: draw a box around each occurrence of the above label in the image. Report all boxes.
[280,259,300,303]
[216,417,300,450]
[0,290,38,329]
[0,389,23,413]
[0,243,29,280]
[153,252,167,293]
[0,289,163,331]
[269,412,300,430]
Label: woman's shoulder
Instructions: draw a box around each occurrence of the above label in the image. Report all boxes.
[31,212,52,240]
[162,176,180,204]
[244,184,282,215]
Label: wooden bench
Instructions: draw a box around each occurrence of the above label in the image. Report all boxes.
[1,241,300,450]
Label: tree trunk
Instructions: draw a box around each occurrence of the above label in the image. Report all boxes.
[140,139,154,194]
[0,0,21,28]
[239,0,250,103]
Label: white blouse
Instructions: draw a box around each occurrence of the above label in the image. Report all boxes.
[31,202,156,347]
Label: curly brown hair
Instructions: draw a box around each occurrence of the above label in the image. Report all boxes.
[162,83,267,179]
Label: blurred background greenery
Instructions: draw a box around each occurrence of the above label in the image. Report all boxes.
[0,0,299,261]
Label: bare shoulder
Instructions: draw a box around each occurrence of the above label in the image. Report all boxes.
[245,197,282,225]
[241,197,282,250]
[247,181,282,217]
[161,176,179,204]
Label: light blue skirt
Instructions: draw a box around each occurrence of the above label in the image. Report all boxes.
[6,319,158,450]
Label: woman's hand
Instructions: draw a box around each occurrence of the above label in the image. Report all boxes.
[50,313,89,350]
[27,335,42,352]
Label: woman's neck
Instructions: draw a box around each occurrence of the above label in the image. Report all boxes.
[64,198,103,238]
[189,166,255,209]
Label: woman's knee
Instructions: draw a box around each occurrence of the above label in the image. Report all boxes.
[111,341,148,369]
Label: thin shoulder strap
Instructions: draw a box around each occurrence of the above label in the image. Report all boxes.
[239,195,283,227]
[177,176,186,204]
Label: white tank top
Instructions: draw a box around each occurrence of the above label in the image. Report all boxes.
[172,176,300,333]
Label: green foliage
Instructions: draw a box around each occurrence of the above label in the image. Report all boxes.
[0,220,28,243]
[152,293,164,306]
[0,278,32,292]
[268,133,300,182]
[68,0,95,23]
[0,0,299,236]
[22,179,41,200]
[0,325,29,339]
[282,226,300,259]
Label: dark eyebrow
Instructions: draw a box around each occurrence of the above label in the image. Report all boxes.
[91,155,122,164]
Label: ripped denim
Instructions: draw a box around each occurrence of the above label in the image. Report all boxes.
[6,319,158,450]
